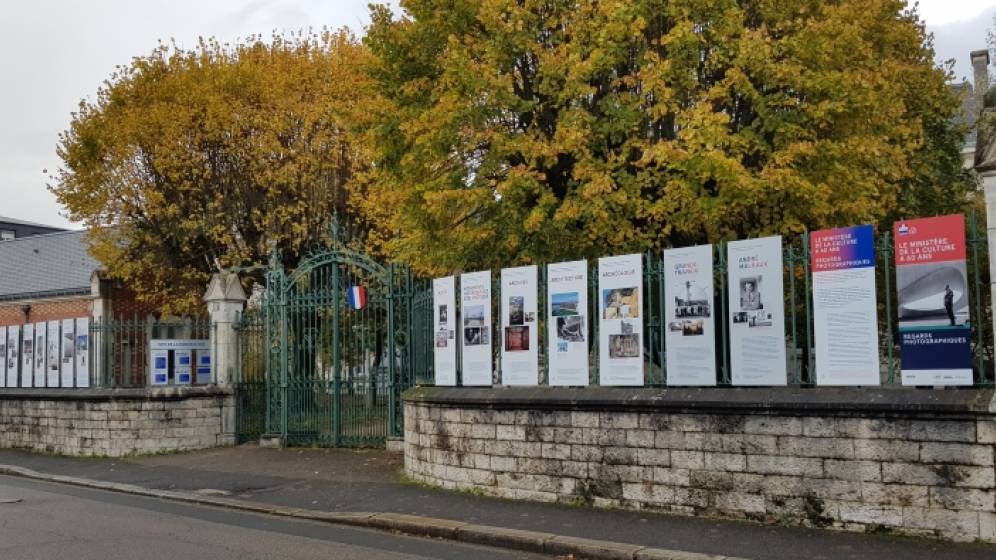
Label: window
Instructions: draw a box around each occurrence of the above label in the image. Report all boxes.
[0,230,14,241]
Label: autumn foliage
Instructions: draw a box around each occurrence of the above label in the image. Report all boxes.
[52,30,372,314]
[362,0,974,275]
[53,2,976,309]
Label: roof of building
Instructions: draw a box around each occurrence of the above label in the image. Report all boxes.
[951,82,979,150]
[0,230,100,301]
[0,215,67,230]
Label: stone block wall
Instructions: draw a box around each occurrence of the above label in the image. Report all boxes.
[0,386,235,456]
[404,387,996,543]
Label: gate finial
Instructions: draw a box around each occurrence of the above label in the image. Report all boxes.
[329,212,343,248]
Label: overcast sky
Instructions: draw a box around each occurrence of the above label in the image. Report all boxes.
[1,0,994,229]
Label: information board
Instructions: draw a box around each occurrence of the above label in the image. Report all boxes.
[500,265,538,385]
[727,236,787,385]
[460,270,493,386]
[811,225,880,385]
[663,245,716,386]
[547,260,589,386]
[432,276,458,386]
[894,214,972,385]
[598,254,644,386]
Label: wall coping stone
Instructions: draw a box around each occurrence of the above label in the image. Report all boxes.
[0,385,233,402]
[403,386,996,418]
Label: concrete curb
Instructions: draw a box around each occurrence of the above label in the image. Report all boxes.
[0,464,749,560]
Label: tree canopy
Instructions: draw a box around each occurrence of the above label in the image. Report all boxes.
[362,0,974,275]
[52,30,373,314]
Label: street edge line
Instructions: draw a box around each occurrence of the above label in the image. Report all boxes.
[0,464,749,560]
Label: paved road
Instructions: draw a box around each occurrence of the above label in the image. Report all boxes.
[0,476,547,560]
[2,447,994,560]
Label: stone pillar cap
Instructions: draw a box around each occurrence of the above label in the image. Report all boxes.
[203,272,247,303]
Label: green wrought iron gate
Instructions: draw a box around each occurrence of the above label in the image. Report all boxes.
[233,234,431,448]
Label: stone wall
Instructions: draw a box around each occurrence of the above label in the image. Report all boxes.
[404,387,996,543]
[0,386,235,456]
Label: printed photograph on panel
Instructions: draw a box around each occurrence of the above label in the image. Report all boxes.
[463,305,485,327]
[608,333,640,358]
[681,320,705,336]
[504,326,529,351]
[48,335,59,372]
[35,335,44,368]
[602,287,639,319]
[508,296,525,325]
[464,326,490,346]
[556,316,585,342]
[551,292,580,316]
[896,261,969,328]
[22,339,33,364]
[438,304,448,326]
[673,279,711,318]
[435,330,448,348]
[76,335,87,367]
[738,276,763,311]
[62,332,74,362]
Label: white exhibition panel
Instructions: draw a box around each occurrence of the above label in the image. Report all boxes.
[432,276,458,386]
[662,245,716,386]
[727,236,787,385]
[75,318,90,388]
[598,254,644,386]
[33,322,46,387]
[811,226,880,386]
[21,323,34,388]
[500,265,539,386]
[1,325,7,388]
[547,260,589,386]
[7,325,20,387]
[46,321,61,387]
[460,270,492,386]
[60,318,75,388]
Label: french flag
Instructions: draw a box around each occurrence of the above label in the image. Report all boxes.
[347,285,367,310]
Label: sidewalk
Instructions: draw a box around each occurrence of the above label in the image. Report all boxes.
[0,446,991,560]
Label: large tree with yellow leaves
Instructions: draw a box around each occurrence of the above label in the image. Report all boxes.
[52,30,373,314]
[362,0,974,274]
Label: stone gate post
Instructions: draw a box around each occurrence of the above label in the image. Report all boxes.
[203,272,247,386]
[982,172,996,356]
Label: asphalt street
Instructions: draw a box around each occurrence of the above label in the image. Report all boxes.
[1,447,994,560]
[0,475,548,560]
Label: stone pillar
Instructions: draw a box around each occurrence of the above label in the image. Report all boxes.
[89,272,110,387]
[983,172,996,358]
[203,272,247,386]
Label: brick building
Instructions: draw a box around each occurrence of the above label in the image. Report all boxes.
[0,229,159,387]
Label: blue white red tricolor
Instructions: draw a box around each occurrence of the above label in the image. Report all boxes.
[347,286,367,310]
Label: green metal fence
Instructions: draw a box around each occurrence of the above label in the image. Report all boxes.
[89,315,211,388]
[233,308,266,443]
[255,231,425,447]
[410,214,994,388]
